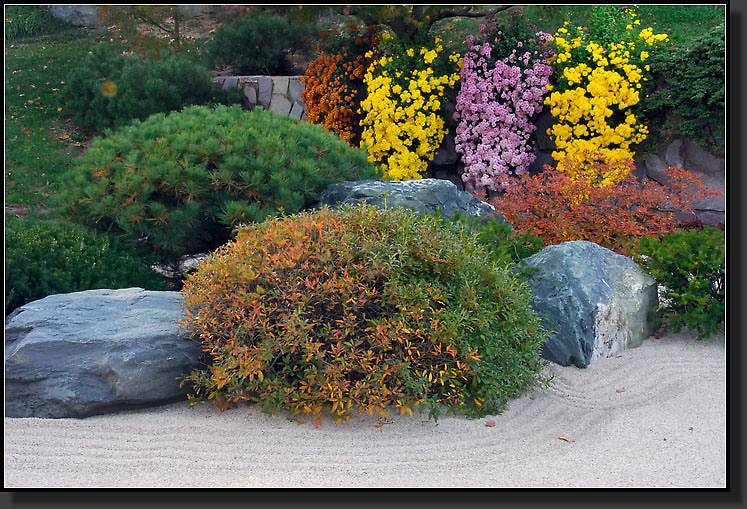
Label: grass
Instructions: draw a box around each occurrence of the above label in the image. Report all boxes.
[5,28,127,219]
[4,5,725,219]
[4,4,70,40]
[520,4,724,43]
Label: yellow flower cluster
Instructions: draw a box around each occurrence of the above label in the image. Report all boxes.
[359,38,460,180]
[545,12,668,186]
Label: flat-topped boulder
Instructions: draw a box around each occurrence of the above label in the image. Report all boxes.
[316,178,509,225]
[5,288,202,418]
[522,241,658,368]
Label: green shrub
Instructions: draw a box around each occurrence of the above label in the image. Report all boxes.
[5,213,167,315]
[640,25,725,154]
[180,204,550,427]
[632,226,725,339]
[4,5,69,40]
[56,104,379,272]
[60,44,241,133]
[445,212,545,266]
[203,13,313,74]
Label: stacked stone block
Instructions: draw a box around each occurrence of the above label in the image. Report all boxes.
[214,75,307,120]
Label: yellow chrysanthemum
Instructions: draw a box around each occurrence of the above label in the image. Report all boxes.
[359,40,458,181]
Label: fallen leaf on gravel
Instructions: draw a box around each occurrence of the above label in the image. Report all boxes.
[485,420,496,427]
[558,436,574,442]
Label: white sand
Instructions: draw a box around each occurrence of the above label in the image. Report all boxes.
[4,329,726,488]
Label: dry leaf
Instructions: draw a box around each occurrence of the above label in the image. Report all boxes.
[485,420,496,427]
[558,436,574,442]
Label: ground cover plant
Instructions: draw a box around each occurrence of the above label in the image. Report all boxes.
[632,225,725,339]
[5,213,166,314]
[55,104,378,273]
[180,204,550,427]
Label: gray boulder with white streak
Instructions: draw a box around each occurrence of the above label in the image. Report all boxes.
[522,241,658,368]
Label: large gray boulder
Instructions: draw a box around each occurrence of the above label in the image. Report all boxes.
[317,178,509,225]
[5,288,202,418]
[45,5,99,27]
[523,241,658,368]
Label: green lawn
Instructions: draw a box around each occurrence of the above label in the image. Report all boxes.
[5,29,127,219]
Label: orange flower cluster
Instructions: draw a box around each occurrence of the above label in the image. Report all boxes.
[302,24,380,145]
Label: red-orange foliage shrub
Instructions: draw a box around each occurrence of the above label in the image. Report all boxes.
[490,157,723,255]
[302,24,380,144]
[179,204,549,427]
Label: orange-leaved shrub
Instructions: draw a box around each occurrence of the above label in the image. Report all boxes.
[301,24,381,145]
[180,204,549,427]
[490,155,723,255]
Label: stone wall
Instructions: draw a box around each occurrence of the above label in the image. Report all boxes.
[640,136,725,226]
[214,75,307,120]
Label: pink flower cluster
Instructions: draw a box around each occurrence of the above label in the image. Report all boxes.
[455,26,553,193]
